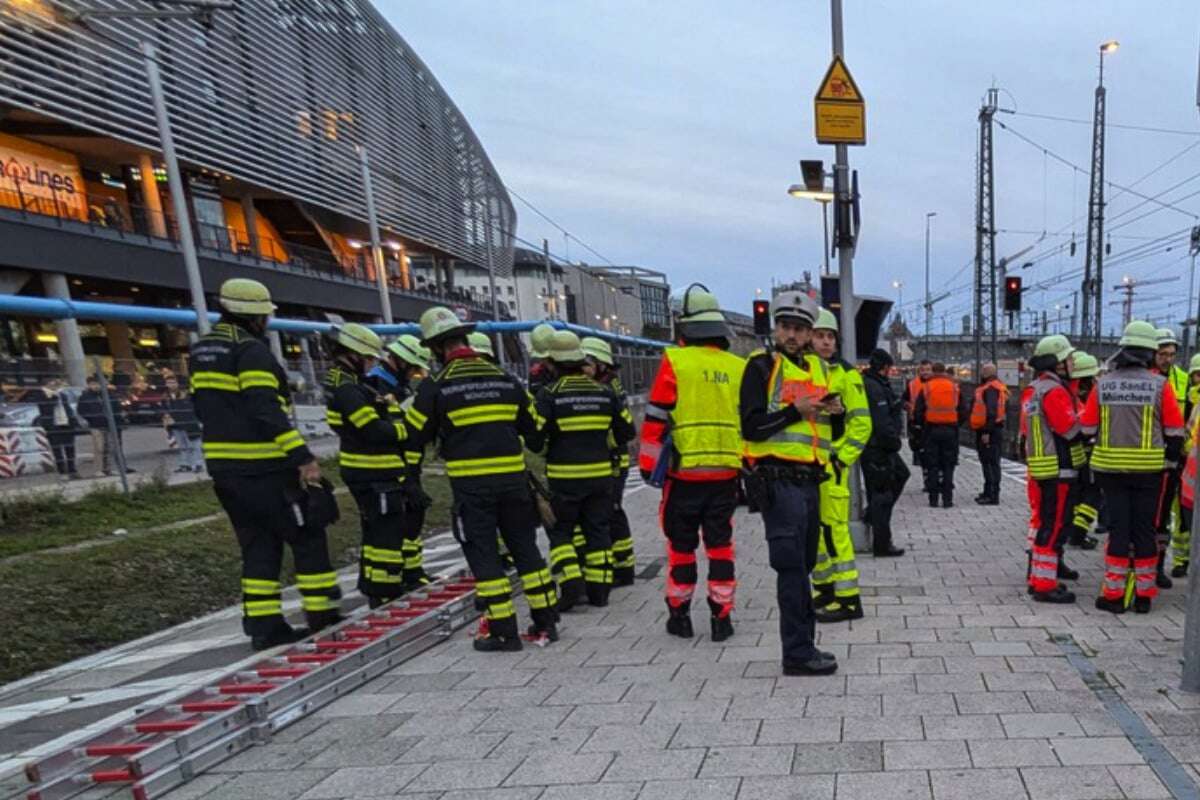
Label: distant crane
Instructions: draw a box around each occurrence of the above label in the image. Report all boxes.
[1110,275,1180,327]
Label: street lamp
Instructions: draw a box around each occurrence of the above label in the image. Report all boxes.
[788,183,835,276]
[64,0,233,336]
[892,280,903,325]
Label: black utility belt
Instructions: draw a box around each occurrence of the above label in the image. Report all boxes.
[747,463,828,484]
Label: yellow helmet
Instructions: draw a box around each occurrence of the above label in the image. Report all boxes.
[1034,334,1073,362]
[468,331,495,358]
[386,334,430,370]
[548,331,585,363]
[218,278,276,315]
[676,283,728,339]
[1156,327,1180,348]
[1189,353,1200,374]
[331,322,382,357]
[419,305,474,345]
[1069,351,1099,379]
[530,323,556,358]
[580,336,614,366]
[814,307,839,333]
[1118,320,1159,350]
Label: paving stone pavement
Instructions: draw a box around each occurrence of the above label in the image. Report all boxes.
[155,456,1199,800]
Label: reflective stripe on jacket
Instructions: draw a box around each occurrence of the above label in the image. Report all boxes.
[1081,367,1184,473]
[744,352,836,465]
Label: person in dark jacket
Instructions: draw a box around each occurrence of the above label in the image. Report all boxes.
[25,378,81,478]
[912,363,968,507]
[971,363,1008,505]
[162,375,203,473]
[77,375,119,476]
[860,349,909,557]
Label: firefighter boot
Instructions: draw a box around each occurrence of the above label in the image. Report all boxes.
[1134,596,1152,614]
[558,578,585,613]
[1032,585,1076,604]
[1171,560,1189,579]
[1057,561,1079,581]
[1094,596,1126,615]
[473,617,523,652]
[708,599,734,642]
[815,596,865,623]
[1156,552,1173,589]
[586,582,611,608]
[613,567,636,587]
[666,601,694,639]
[251,625,309,652]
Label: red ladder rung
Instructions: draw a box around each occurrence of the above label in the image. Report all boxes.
[81,743,150,757]
[255,666,310,678]
[388,608,425,619]
[87,768,135,783]
[341,629,383,640]
[132,720,198,733]
[286,653,338,663]
[177,700,241,713]
[406,599,443,609]
[365,617,406,628]
[314,640,363,652]
[216,682,276,695]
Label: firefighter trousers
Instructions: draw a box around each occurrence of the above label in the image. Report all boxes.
[1068,464,1102,543]
[349,480,406,602]
[402,503,429,588]
[1028,477,1076,594]
[1098,473,1159,602]
[611,469,636,584]
[213,472,341,638]
[813,462,858,602]
[548,477,614,607]
[762,478,822,665]
[1154,467,1183,558]
[452,478,558,639]
[660,477,737,618]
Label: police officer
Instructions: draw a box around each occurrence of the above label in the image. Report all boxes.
[1082,321,1186,614]
[969,363,1008,505]
[1152,328,1188,588]
[191,279,341,650]
[527,323,557,393]
[581,336,638,587]
[807,308,871,623]
[912,363,965,507]
[741,290,839,675]
[861,348,909,557]
[1064,352,1100,550]
[365,335,435,589]
[1024,335,1084,604]
[405,306,558,651]
[537,331,635,609]
[322,323,411,608]
[639,284,745,641]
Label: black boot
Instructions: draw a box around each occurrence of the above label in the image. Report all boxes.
[612,567,636,587]
[1094,596,1126,615]
[558,578,585,612]
[1171,560,1189,579]
[1032,585,1076,604]
[708,599,734,642]
[401,570,432,593]
[942,493,953,508]
[928,493,939,508]
[815,596,864,623]
[874,545,906,557]
[1133,596,1152,614]
[473,618,523,652]
[1057,561,1079,581]
[1156,553,1173,589]
[666,601,694,639]
[586,582,610,608]
[251,624,309,651]
[526,622,559,644]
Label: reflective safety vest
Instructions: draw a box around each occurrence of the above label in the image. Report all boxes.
[665,346,746,474]
[1166,365,1188,416]
[1090,367,1172,474]
[1025,374,1084,479]
[969,378,1008,431]
[921,376,960,424]
[744,352,835,465]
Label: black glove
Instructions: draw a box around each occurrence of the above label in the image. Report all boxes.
[403,479,434,511]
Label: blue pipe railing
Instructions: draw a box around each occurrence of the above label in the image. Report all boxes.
[0,295,668,348]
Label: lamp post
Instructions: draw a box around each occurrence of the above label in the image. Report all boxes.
[1081,39,1118,346]
[924,211,937,356]
[892,280,904,326]
[787,184,836,278]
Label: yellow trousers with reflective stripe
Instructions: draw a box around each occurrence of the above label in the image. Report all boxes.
[813,463,859,600]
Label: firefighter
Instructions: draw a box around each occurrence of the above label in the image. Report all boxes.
[1152,329,1188,588]
[912,363,964,507]
[537,331,636,609]
[1082,321,1185,614]
[1024,335,1084,604]
[405,306,558,650]
[371,335,436,589]
[906,359,933,468]
[861,348,909,557]
[322,323,412,608]
[807,307,871,623]
[527,323,557,393]
[969,363,1008,506]
[468,331,497,363]
[1064,352,1100,550]
[581,335,638,587]
[191,279,342,650]
[639,284,745,642]
[1172,352,1200,578]
[741,290,839,675]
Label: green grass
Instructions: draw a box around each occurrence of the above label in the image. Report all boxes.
[0,474,453,684]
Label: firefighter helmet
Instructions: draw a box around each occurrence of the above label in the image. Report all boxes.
[1069,351,1099,379]
[548,331,585,363]
[580,336,614,366]
[419,306,474,345]
[468,331,495,358]
[676,283,729,339]
[331,322,382,357]
[814,307,839,333]
[1118,320,1159,351]
[1034,334,1073,362]
[386,334,430,370]
[530,323,556,358]
[218,278,276,315]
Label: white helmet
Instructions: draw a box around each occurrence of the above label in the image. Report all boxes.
[772,291,819,326]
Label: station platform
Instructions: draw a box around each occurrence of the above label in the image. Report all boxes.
[3,460,1199,800]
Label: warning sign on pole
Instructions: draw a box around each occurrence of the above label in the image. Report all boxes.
[814,56,866,146]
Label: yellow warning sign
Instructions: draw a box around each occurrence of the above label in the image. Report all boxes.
[814,56,866,146]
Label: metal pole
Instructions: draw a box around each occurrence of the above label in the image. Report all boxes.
[543,238,555,318]
[821,199,831,275]
[358,146,392,325]
[1187,247,1198,362]
[1184,463,1200,692]
[924,212,935,356]
[94,357,129,495]
[483,198,506,368]
[143,41,209,336]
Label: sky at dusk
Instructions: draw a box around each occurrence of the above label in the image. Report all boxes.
[383,1,1200,334]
